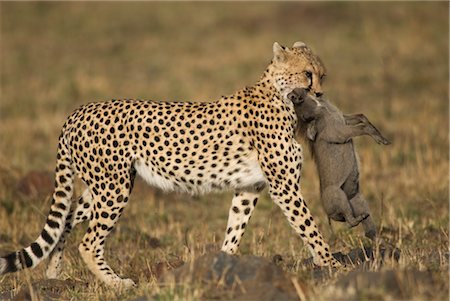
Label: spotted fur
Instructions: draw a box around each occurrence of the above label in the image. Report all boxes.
[1,42,339,287]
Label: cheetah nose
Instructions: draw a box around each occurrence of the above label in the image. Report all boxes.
[315,92,323,98]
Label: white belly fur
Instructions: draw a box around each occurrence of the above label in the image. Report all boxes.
[134,155,266,195]
[134,159,179,192]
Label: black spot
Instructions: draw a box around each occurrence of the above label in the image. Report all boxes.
[55,191,66,198]
[19,250,33,268]
[48,210,63,220]
[47,219,59,229]
[56,203,67,210]
[232,206,239,213]
[30,243,43,258]
[41,229,54,245]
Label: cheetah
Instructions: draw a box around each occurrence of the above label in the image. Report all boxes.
[0,42,340,287]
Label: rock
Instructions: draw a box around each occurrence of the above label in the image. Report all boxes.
[160,251,302,301]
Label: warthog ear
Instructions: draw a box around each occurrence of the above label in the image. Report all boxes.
[292,41,307,49]
[306,120,318,141]
[273,42,288,63]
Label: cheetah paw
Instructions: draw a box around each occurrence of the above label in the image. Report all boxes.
[329,257,343,268]
[111,278,136,289]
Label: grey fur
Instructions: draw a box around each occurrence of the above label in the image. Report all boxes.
[289,88,390,240]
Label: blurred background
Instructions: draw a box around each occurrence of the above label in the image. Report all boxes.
[0,2,448,300]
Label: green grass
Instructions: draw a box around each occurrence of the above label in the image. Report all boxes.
[0,2,448,300]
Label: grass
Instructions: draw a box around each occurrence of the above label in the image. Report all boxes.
[0,2,448,300]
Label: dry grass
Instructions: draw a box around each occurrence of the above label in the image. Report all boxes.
[0,2,448,300]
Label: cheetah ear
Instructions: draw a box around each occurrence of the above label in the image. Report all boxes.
[293,41,307,49]
[273,42,288,63]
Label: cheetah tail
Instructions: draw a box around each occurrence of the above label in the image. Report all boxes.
[0,132,74,275]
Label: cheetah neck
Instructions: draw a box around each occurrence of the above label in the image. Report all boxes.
[218,64,298,133]
[225,64,282,104]
[257,64,279,94]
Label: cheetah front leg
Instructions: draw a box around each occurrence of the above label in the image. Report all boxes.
[46,189,93,279]
[257,139,340,268]
[221,191,259,254]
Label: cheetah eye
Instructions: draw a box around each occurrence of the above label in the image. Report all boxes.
[320,74,326,83]
[304,71,312,79]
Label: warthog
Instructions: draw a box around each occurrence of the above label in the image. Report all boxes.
[289,88,390,239]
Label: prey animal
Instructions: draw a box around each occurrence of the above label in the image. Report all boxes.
[288,88,390,239]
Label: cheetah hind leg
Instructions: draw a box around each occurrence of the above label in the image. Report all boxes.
[46,189,93,279]
[221,191,259,254]
[78,177,135,288]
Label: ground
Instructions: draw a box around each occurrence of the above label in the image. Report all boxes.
[0,2,448,301]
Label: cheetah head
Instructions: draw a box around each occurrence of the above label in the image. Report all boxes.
[270,41,326,103]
